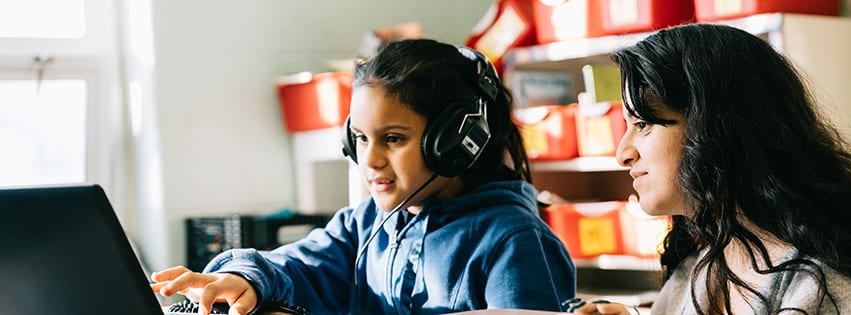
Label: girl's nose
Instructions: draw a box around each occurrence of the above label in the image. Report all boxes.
[362,143,387,169]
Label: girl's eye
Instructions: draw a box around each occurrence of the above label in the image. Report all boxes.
[354,133,367,144]
[385,135,403,143]
[634,121,648,131]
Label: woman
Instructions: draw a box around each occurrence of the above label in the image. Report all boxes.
[151,39,576,315]
[571,23,851,314]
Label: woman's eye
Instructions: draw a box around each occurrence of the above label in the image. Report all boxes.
[385,135,403,143]
[634,121,648,131]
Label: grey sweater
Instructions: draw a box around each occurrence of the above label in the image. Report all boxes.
[652,249,851,314]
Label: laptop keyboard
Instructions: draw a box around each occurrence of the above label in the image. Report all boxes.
[163,299,308,315]
[164,300,229,314]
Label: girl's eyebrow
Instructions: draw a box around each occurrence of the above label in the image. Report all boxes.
[351,124,413,134]
[380,125,413,132]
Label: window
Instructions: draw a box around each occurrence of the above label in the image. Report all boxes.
[0,0,118,188]
[0,80,88,186]
[0,0,86,39]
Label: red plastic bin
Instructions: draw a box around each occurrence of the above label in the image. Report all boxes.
[694,0,840,22]
[599,0,695,35]
[576,101,627,157]
[466,0,537,74]
[618,201,671,257]
[515,105,579,161]
[532,0,605,44]
[276,72,353,133]
[544,202,626,259]
[543,201,670,259]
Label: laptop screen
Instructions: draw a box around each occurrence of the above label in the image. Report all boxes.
[0,184,164,314]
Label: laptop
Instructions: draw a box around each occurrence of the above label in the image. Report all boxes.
[0,184,171,314]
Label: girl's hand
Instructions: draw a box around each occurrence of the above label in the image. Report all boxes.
[150,266,258,315]
[564,298,640,315]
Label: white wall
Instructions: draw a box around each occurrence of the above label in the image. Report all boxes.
[130,0,493,272]
[129,0,851,273]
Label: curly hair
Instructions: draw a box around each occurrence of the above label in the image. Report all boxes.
[613,23,851,314]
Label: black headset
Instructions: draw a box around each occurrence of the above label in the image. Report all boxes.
[341,46,500,177]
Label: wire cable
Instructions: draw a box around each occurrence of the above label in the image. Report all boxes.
[352,172,439,314]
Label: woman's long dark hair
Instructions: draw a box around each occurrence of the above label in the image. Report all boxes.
[613,24,851,314]
[352,39,531,185]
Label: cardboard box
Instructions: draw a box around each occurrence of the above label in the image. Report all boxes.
[511,70,577,108]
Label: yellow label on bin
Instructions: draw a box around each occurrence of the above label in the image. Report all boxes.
[578,217,617,256]
[714,0,743,16]
[521,123,549,157]
[609,0,639,26]
[475,6,525,62]
[579,115,615,156]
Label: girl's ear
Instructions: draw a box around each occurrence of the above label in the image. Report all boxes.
[341,116,358,164]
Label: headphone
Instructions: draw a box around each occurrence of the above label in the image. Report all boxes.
[341,46,500,177]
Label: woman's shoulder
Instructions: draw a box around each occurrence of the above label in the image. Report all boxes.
[770,253,851,313]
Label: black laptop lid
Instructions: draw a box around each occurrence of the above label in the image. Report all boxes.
[0,184,163,314]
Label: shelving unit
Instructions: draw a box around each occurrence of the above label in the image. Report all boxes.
[506,13,851,140]
[504,12,851,307]
[531,156,627,173]
[573,255,660,271]
[291,127,364,215]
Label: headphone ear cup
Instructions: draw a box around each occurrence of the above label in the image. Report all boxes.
[341,116,358,164]
[421,103,490,177]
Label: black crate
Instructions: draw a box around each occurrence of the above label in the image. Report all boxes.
[186,213,331,271]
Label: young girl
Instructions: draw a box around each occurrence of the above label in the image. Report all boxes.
[151,39,576,315]
[569,23,851,315]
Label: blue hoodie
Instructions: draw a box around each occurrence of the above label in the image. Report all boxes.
[204,180,576,314]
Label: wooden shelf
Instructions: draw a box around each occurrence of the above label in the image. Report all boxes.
[504,13,788,71]
[573,255,661,271]
[505,13,851,304]
[531,156,627,173]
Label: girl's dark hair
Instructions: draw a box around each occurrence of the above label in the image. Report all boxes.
[613,23,851,314]
[352,39,531,185]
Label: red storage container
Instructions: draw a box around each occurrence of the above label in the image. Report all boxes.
[532,0,605,44]
[276,72,353,133]
[694,0,840,22]
[515,105,579,161]
[576,101,627,157]
[543,201,670,259]
[599,0,695,35]
[619,201,671,257]
[466,0,538,74]
[544,202,626,259]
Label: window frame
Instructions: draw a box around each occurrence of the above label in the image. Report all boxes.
[0,0,123,189]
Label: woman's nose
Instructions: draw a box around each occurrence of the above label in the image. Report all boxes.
[616,133,636,167]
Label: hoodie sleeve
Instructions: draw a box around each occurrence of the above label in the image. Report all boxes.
[483,226,576,311]
[202,206,365,314]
